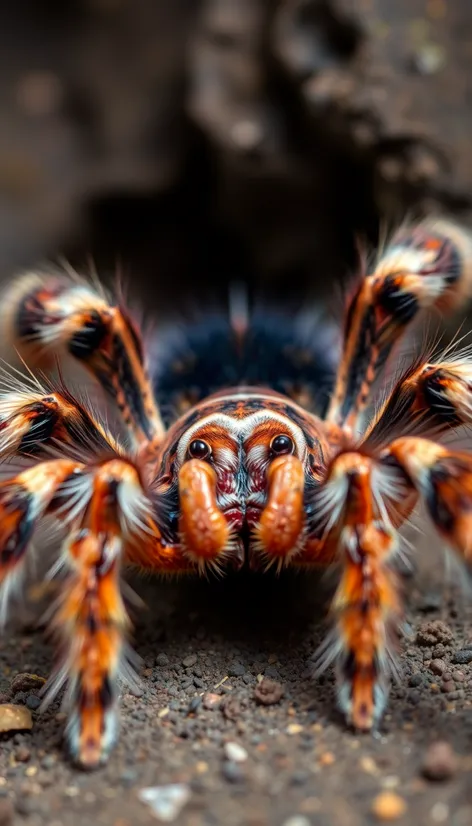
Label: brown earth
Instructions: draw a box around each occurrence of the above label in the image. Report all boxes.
[0,2,472,825]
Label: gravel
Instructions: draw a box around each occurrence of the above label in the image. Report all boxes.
[0,559,470,826]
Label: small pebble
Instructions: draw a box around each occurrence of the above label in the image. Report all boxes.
[186,696,201,716]
[202,693,221,710]
[228,662,245,677]
[372,791,407,821]
[287,724,304,735]
[452,649,472,665]
[422,741,457,781]
[25,695,41,711]
[222,761,245,783]
[156,653,169,667]
[14,746,30,763]
[10,673,46,695]
[254,678,284,706]
[416,621,453,647]
[430,659,446,676]
[138,784,191,822]
[224,742,248,763]
[0,704,33,733]
[220,695,241,721]
[182,654,197,668]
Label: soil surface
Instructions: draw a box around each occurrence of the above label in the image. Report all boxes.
[0,539,471,826]
[0,2,472,825]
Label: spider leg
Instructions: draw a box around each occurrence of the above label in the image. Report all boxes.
[1,271,164,448]
[363,356,472,447]
[0,450,195,767]
[326,219,472,431]
[309,451,408,730]
[0,459,83,623]
[385,437,472,566]
[0,376,119,461]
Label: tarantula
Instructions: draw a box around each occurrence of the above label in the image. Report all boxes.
[0,218,471,768]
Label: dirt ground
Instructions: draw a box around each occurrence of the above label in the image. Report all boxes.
[0,1,472,825]
[0,538,471,826]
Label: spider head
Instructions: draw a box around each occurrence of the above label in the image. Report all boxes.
[154,389,329,568]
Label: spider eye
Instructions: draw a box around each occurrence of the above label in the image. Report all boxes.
[270,434,294,456]
[188,439,212,460]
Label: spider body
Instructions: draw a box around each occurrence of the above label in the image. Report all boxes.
[1,218,472,767]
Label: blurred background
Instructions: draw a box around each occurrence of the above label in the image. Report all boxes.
[0,0,471,314]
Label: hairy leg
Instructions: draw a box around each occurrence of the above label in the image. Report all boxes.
[0,374,119,461]
[1,271,164,449]
[326,219,472,431]
[310,452,407,729]
[0,448,198,766]
[386,437,472,565]
[363,355,472,448]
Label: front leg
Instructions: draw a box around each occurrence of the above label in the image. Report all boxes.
[310,452,405,729]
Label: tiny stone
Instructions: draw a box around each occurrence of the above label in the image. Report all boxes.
[287,724,304,735]
[222,760,245,783]
[25,695,41,711]
[202,693,221,710]
[10,674,45,695]
[0,704,33,733]
[156,653,169,667]
[452,671,465,682]
[416,621,453,647]
[186,696,201,716]
[409,674,423,687]
[224,742,248,763]
[372,791,407,821]
[221,695,241,720]
[14,746,30,763]
[452,649,472,665]
[228,662,245,677]
[422,741,458,781]
[254,678,285,706]
[441,680,455,693]
[182,654,197,668]
[430,659,446,676]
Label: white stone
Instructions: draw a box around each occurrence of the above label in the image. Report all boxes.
[138,784,191,822]
[224,741,248,763]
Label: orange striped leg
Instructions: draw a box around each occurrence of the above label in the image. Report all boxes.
[386,437,472,567]
[0,459,83,624]
[47,458,172,767]
[0,381,118,461]
[253,455,305,570]
[313,453,402,729]
[2,271,164,448]
[364,357,472,448]
[326,219,472,430]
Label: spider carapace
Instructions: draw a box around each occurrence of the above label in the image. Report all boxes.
[0,218,472,767]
